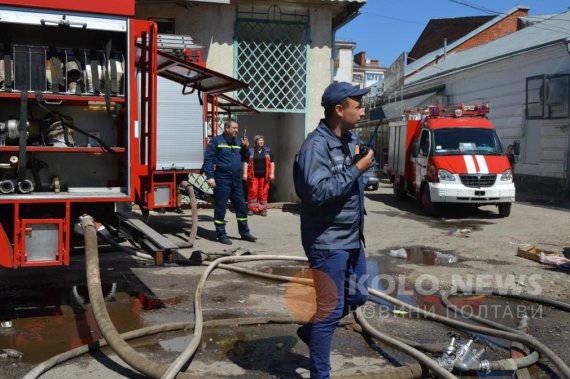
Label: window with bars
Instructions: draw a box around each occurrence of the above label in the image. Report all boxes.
[235,19,309,112]
[526,74,570,119]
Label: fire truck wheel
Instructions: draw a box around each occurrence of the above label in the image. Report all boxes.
[498,203,511,217]
[393,181,406,200]
[420,185,437,216]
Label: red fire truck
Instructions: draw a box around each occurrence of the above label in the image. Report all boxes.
[0,0,255,268]
[387,104,516,217]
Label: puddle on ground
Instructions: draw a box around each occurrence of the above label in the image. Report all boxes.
[0,282,190,364]
[259,264,308,277]
[375,246,458,266]
[154,324,376,376]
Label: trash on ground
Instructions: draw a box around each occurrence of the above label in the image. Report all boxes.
[453,228,472,237]
[392,309,409,316]
[0,349,23,359]
[434,251,458,264]
[509,242,531,248]
[389,248,407,259]
[539,252,570,268]
[0,321,12,328]
[516,246,563,263]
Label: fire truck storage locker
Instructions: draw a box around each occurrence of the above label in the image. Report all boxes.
[0,5,133,267]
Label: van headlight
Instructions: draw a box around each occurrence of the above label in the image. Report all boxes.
[438,169,456,182]
[501,169,513,182]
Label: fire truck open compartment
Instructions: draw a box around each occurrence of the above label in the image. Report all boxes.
[0,4,139,267]
[0,7,130,200]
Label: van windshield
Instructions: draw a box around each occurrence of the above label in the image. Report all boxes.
[433,127,504,156]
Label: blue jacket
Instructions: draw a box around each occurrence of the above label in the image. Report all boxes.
[293,120,365,250]
[204,133,248,179]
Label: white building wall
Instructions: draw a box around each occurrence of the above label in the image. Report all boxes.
[406,43,570,181]
[307,7,333,134]
[236,112,304,202]
[334,47,354,83]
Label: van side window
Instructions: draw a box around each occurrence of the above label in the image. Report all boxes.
[419,130,430,156]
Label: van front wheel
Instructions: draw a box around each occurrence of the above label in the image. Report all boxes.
[498,203,511,217]
[420,185,438,216]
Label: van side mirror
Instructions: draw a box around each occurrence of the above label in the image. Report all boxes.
[513,140,520,156]
[412,143,419,158]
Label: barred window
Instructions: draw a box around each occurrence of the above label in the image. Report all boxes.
[526,74,570,119]
[235,19,309,112]
[526,75,544,119]
[546,74,569,119]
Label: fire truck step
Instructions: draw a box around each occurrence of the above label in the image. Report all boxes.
[116,211,178,252]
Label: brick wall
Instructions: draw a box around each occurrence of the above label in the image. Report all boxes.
[452,9,528,54]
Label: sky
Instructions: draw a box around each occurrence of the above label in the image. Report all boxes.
[336,0,570,68]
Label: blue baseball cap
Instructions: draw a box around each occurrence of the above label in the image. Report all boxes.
[321,82,369,108]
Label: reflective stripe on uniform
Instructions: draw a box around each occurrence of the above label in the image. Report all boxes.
[214,220,226,224]
[218,144,241,149]
[236,217,248,221]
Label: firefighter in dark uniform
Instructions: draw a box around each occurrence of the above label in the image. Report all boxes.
[204,119,257,245]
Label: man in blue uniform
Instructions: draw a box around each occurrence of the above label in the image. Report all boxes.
[293,82,373,379]
[204,119,257,245]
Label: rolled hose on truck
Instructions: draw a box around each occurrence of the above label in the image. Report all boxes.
[25,215,570,379]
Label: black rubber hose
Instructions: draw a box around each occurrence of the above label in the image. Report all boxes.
[96,226,153,261]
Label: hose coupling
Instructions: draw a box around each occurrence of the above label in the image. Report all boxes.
[18,179,34,194]
[79,214,96,229]
[479,360,492,373]
[0,179,16,194]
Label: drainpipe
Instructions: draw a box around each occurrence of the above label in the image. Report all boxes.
[443,38,447,61]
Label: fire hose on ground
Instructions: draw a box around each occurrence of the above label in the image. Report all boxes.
[26,215,426,379]
[26,216,570,379]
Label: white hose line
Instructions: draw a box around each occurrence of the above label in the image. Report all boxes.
[165,255,457,379]
[161,255,308,379]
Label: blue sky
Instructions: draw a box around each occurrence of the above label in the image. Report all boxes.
[336,1,570,67]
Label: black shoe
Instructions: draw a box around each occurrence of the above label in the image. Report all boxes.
[297,325,310,346]
[241,233,257,242]
[174,206,184,214]
[218,237,232,245]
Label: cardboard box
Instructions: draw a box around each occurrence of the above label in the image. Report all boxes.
[516,246,563,263]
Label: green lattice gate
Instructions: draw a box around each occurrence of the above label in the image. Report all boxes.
[235,19,309,112]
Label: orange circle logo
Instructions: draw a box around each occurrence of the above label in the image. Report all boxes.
[284,269,339,323]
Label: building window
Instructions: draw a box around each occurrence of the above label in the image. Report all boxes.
[149,17,175,34]
[366,73,381,82]
[235,19,309,112]
[526,74,570,119]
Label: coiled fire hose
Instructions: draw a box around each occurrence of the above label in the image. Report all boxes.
[27,216,570,379]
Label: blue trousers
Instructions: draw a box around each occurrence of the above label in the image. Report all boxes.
[299,246,368,379]
[213,174,250,239]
